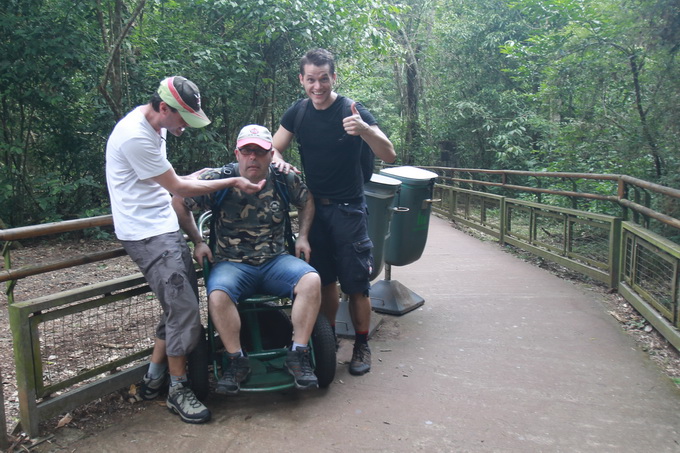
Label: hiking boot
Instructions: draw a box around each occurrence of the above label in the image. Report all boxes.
[166,383,211,424]
[215,353,251,395]
[285,347,319,390]
[349,342,371,376]
[139,371,169,400]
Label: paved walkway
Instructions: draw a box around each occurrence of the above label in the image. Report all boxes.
[44,215,680,452]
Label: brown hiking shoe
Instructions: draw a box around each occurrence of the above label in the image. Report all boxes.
[349,342,371,376]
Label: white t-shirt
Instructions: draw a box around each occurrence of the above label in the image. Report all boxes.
[106,106,178,241]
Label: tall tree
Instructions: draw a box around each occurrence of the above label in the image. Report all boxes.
[501,0,680,180]
[0,0,107,226]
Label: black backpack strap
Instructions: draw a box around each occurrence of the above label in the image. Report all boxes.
[209,163,238,251]
[292,98,310,182]
[341,96,353,117]
[271,164,296,255]
[292,98,309,135]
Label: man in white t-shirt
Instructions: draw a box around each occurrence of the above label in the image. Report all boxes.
[106,76,264,424]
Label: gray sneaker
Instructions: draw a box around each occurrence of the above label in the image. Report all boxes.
[166,383,211,424]
[349,342,371,376]
[285,347,319,390]
[139,372,169,400]
[215,353,251,395]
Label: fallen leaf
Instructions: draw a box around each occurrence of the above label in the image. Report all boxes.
[57,413,72,428]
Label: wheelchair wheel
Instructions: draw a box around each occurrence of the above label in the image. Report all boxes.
[240,301,293,352]
[311,314,336,388]
[187,325,210,401]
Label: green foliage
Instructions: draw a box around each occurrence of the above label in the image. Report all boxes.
[1,0,679,229]
[501,0,680,180]
[418,0,534,169]
[0,0,400,227]
[0,0,108,226]
[124,0,402,169]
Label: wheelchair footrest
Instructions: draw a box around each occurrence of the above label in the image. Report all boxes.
[241,352,295,392]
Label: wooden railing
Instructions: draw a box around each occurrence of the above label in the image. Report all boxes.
[1,215,156,438]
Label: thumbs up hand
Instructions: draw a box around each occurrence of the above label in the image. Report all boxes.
[351,101,360,116]
[343,102,369,136]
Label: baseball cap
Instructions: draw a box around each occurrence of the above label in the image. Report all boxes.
[236,124,273,149]
[157,76,211,128]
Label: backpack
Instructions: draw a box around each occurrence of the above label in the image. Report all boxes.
[293,97,375,184]
[208,163,296,256]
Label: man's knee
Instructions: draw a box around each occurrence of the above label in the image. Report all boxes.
[208,290,237,314]
[294,272,321,297]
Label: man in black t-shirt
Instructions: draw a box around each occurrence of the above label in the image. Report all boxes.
[272,48,396,376]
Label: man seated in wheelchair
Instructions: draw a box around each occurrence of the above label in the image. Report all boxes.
[172,124,321,393]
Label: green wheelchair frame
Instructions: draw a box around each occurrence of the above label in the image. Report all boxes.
[187,212,337,400]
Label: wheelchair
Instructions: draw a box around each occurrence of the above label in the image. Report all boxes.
[187,211,337,400]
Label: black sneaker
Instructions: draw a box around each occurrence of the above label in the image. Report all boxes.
[215,353,251,395]
[139,371,169,400]
[349,342,371,376]
[285,347,319,390]
[166,383,211,424]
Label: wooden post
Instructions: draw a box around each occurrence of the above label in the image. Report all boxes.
[0,367,8,450]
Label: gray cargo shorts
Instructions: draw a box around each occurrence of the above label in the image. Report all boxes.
[121,231,201,357]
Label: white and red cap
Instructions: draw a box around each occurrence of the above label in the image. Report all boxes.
[157,76,211,128]
[236,124,273,149]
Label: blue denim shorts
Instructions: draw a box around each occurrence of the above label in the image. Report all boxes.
[206,254,317,303]
[309,200,374,295]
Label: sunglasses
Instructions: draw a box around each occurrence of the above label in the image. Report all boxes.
[237,147,272,157]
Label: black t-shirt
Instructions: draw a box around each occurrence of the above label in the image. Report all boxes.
[280,95,377,200]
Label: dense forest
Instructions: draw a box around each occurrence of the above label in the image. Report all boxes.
[1,0,678,228]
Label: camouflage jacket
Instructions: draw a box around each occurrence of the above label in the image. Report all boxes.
[185,164,309,266]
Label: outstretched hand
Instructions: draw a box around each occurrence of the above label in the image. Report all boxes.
[342,102,369,136]
[233,176,266,194]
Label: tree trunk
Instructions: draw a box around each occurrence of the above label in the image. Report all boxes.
[398,27,421,165]
[97,0,147,120]
[629,53,663,177]
[405,46,419,165]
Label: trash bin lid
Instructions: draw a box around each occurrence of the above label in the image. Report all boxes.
[369,173,402,186]
[380,166,438,183]
[365,173,402,199]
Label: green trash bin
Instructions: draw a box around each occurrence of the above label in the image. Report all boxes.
[380,166,439,267]
[370,166,438,315]
[364,173,402,281]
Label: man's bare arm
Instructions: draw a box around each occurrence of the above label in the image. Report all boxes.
[153,168,265,197]
[294,195,315,262]
[171,195,213,265]
[271,126,299,174]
